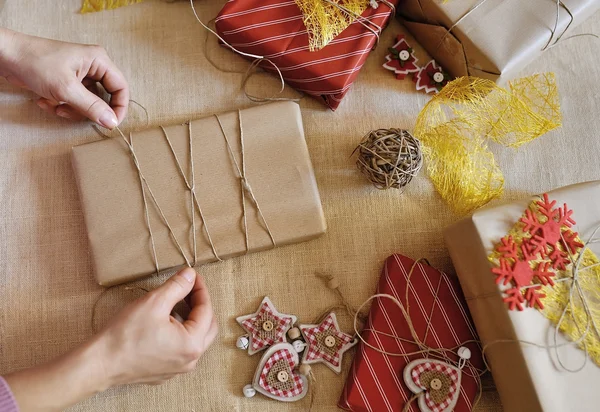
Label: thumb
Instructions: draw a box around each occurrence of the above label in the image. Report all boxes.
[60,81,118,129]
[152,267,197,310]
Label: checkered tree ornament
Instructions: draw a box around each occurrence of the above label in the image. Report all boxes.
[299,312,357,373]
[236,297,297,355]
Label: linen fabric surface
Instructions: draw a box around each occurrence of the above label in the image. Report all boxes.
[1,1,599,411]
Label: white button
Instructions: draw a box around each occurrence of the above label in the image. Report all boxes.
[430,378,442,390]
[262,321,274,331]
[433,72,445,83]
[277,371,289,383]
[399,50,410,61]
[324,335,336,348]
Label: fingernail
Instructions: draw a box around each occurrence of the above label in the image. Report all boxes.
[36,101,49,111]
[56,110,72,119]
[99,111,118,129]
[179,267,196,283]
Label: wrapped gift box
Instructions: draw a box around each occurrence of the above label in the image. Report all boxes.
[339,254,484,412]
[399,0,600,81]
[215,0,398,110]
[444,181,600,412]
[72,102,326,285]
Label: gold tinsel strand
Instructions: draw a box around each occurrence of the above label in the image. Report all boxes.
[294,0,370,51]
[489,199,600,366]
[414,73,561,215]
[81,0,144,13]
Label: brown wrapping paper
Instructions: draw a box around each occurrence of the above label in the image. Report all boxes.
[399,0,600,81]
[72,102,326,286]
[444,181,600,412]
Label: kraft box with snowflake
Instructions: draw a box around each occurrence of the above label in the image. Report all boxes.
[445,181,600,412]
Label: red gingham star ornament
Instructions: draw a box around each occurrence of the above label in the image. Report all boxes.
[383,34,420,80]
[299,312,357,373]
[403,358,462,412]
[236,297,297,355]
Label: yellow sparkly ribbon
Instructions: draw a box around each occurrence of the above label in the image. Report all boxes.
[414,73,561,215]
[81,0,144,13]
[294,0,371,51]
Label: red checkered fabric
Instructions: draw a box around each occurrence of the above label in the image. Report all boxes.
[258,348,305,398]
[411,361,460,412]
[241,301,293,352]
[301,313,354,367]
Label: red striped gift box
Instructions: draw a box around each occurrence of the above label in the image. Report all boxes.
[214,0,398,110]
[339,254,484,412]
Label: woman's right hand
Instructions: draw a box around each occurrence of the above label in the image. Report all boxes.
[95,267,219,386]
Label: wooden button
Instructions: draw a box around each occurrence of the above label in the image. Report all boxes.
[430,378,442,390]
[262,321,274,331]
[324,335,336,348]
[277,371,289,383]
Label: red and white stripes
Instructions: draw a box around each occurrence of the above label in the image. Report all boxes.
[215,0,397,110]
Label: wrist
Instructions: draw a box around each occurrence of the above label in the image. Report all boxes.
[0,28,21,75]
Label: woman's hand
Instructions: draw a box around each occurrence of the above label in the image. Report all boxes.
[4,268,218,412]
[0,28,129,129]
[96,267,219,386]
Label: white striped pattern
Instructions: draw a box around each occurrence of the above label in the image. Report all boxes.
[215,0,298,22]
[220,15,304,35]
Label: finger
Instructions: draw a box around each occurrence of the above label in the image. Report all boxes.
[36,98,58,115]
[86,55,129,124]
[150,267,197,311]
[58,81,118,129]
[184,274,214,338]
[55,104,85,121]
[204,316,219,347]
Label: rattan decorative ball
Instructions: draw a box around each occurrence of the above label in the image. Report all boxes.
[354,129,423,190]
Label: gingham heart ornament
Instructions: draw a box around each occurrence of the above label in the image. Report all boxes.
[403,359,461,412]
[251,343,309,402]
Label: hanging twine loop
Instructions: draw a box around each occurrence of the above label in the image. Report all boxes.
[353,129,423,190]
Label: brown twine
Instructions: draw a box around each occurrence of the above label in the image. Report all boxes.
[102,108,277,278]
[91,285,187,334]
[434,0,597,74]
[353,129,423,191]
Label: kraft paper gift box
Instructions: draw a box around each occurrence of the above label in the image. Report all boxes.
[72,102,326,286]
[214,0,398,110]
[399,0,600,81]
[339,254,484,412]
[444,181,600,412]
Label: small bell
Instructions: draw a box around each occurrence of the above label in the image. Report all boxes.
[292,340,307,353]
[369,0,379,9]
[243,384,256,398]
[236,335,250,351]
[457,346,471,360]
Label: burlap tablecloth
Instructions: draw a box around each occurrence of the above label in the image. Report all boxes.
[1,1,597,410]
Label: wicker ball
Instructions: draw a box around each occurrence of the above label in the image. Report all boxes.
[354,129,423,190]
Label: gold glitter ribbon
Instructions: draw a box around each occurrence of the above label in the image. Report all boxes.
[294,0,371,51]
[414,73,561,215]
[81,0,144,13]
[489,198,600,368]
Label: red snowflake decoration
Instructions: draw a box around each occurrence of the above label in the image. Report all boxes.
[382,35,420,80]
[520,194,584,270]
[492,194,584,311]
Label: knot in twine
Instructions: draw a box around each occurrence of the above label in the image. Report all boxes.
[354,129,423,190]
